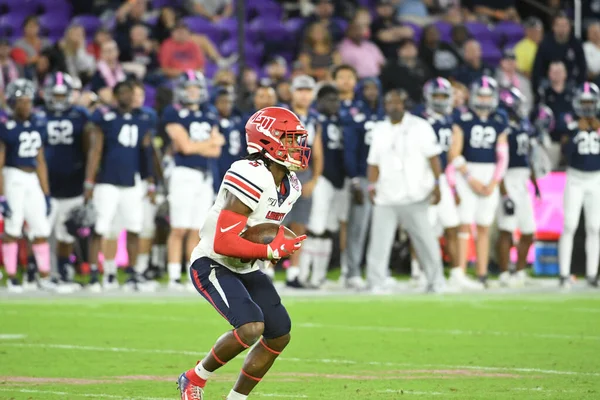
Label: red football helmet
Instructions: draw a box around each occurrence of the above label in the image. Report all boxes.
[245,106,311,171]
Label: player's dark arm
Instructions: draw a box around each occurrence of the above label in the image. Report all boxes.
[81,122,95,159]
[85,124,104,185]
[35,148,50,196]
[142,131,155,182]
[529,165,541,198]
[310,124,324,180]
[151,137,165,184]
[499,179,508,196]
[0,141,6,197]
[166,123,222,157]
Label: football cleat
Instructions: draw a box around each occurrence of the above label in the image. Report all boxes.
[168,279,186,292]
[103,274,120,291]
[586,276,599,288]
[7,278,23,294]
[559,276,572,290]
[177,372,204,400]
[347,276,368,290]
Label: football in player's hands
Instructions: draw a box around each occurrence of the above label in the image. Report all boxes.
[239,223,298,263]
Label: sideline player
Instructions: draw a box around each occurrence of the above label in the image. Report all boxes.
[496,87,540,287]
[341,78,384,289]
[0,79,53,292]
[163,71,225,290]
[298,84,346,288]
[84,80,155,290]
[283,75,323,287]
[177,107,309,400]
[42,72,90,290]
[412,77,460,286]
[448,76,510,288]
[559,82,600,288]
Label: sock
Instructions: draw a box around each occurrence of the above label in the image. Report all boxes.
[450,266,463,278]
[27,255,37,282]
[585,231,600,279]
[411,258,421,277]
[339,248,348,278]
[58,257,70,281]
[104,259,117,276]
[286,265,299,281]
[168,262,181,281]
[478,275,488,284]
[135,253,149,275]
[227,390,248,400]
[32,242,51,274]
[151,244,166,268]
[558,230,574,278]
[298,237,315,284]
[2,242,18,276]
[310,237,332,287]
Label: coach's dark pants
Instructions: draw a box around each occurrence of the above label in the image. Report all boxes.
[190,257,291,338]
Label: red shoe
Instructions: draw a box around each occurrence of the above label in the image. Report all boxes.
[177,372,204,400]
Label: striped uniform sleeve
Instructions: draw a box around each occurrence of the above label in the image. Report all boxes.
[222,163,266,211]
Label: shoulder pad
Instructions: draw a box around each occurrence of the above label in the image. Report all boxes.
[318,114,326,122]
[460,112,473,121]
[228,159,272,190]
[353,113,366,123]
[220,118,231,129]
[178,108,190,119]
[5,120,16,130]
[104,111,116,121]
[567,121,579,130]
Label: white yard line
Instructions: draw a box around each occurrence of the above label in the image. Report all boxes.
[377,389,445,396]
[2,342,599,378]
[0,334,26,340]
[295,322,600,341]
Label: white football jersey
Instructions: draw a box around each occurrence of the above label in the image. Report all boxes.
[192,159,302,273]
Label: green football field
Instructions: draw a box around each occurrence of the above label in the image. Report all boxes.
[1,290,599,400]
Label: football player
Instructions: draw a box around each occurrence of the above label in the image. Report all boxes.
[413,77,460,286]
[448,76,510,288]
[341,78,384,290]
[332,64,360,287]
[163,71,225,290]
[283,75,323,288]
[559,82,600,289]
[0,79,52,293]
[496,87,540,287]
[84,80,155,291]
[298,84,346,288]
[177,107,309,400]
[42,72,90,291]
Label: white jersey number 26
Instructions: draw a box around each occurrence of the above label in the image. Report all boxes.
[576,131,600,155]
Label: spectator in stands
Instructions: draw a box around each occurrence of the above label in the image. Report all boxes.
[0,40,22,94]
[159,21,206,78]
[301,0,345,44]
[115,0,151,51]
[537,60,574,168]
[265,56,289,85]
[584,21,600,83]
[339,21,385,79]
[90,40,130,104]
[371,0,414,60]
[472,0,520,22]
[450,24,470,50]
[276,80,292,105]
[121,24,159,75]
[379,38,431,105]
[419,24,462,78]
[154,7,178,44]
[25,48,53,99]
[12,16,51,66]
[87,29,113,60]
[451,39,493,86]
[186,0,233,22]
[395,0,429,23]
[514,17,543,78]
[252,83,278,113]
[531,12,587,94]
[237,66,259,112]
[51,24,96,84]
[298,22,341,81]
[495,48,533,114]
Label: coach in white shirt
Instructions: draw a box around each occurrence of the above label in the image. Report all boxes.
[366,89,445,292]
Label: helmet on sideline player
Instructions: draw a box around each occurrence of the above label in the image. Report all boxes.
[499,87,525,118]
[175,70,208,106]
[65,204,96,239]
[5,78,36,108]
[572,82,600,118]
[469,75,499,114]
[424,77,453,115]
[245,106,311,171]
[43,71,75,112]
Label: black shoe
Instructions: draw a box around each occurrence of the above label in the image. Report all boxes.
[586,276,599,288]
[286,278,309,289]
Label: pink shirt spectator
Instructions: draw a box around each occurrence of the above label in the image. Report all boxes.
[338,38,385,78]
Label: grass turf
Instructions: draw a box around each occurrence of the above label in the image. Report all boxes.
[0,292,599,400]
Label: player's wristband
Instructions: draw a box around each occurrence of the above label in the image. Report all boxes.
[84,180,95,190]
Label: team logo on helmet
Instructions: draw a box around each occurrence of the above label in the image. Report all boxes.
[250,111,277,137]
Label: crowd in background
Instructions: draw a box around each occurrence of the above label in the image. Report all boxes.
[1,0,600,293]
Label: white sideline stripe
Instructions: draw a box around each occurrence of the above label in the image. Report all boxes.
[295,322,600,341]
[0,387,307,399]
[468,303,600,314]
[2,342,599,377]
[0,388,173,400]
[209,267,230,308]
[0,334,26,340]
[378,390,444,396]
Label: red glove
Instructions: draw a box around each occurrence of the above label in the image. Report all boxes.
[266,226,307,260]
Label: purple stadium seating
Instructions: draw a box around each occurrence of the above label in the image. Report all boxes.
[247,0,282,21]
[71,15,102,36]
[143,84,156,108]
[480,40,502,66]
[0,14,24,37]
[36,0,71,17]
[403,21,422,42]
[284,18,304,35]
[334,18,348,34]
[151,0,182,9]
[183,16,222,43]
[493,21,524,45]
[38,13,67,36]
[0,0,35,13]
[214,17,238,39]
[434,20,452,42]
[465,21,492,42]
